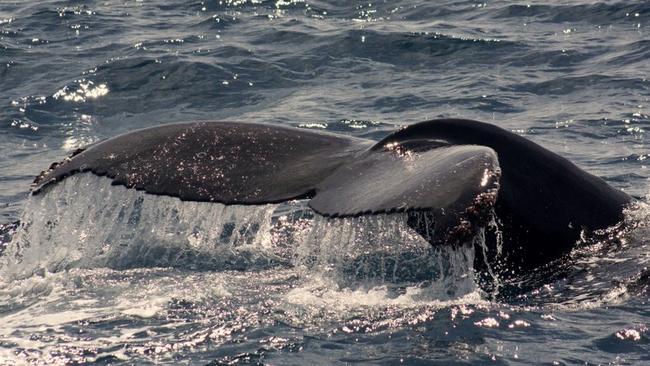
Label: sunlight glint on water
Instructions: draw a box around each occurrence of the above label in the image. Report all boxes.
[2,0,650,362]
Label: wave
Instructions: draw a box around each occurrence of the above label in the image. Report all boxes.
[313,29,522,68]
[511,74,646,96]
[494,2,650,24]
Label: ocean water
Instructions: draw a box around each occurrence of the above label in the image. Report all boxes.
[1,0,650,364]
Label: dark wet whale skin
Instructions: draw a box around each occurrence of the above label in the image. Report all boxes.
[32,119,631,274]
[380,119,631,272]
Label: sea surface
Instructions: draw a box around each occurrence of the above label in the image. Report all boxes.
[1,0,650,365]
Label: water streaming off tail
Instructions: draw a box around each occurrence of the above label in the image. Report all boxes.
[2,174,478,297]
[3,174,288,278]
[295,214,476,293]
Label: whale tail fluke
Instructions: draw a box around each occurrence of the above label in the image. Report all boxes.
[29,119,631,270]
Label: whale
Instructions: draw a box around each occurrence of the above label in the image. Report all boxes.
[31,119,631,275]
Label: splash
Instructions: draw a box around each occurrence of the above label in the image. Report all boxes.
[295,214,476,292]
[3,174,284,279]
[3,173,480,300]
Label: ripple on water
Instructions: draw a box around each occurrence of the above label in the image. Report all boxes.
[2,0,650,364]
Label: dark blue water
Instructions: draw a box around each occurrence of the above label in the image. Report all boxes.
[1,0,650,364]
